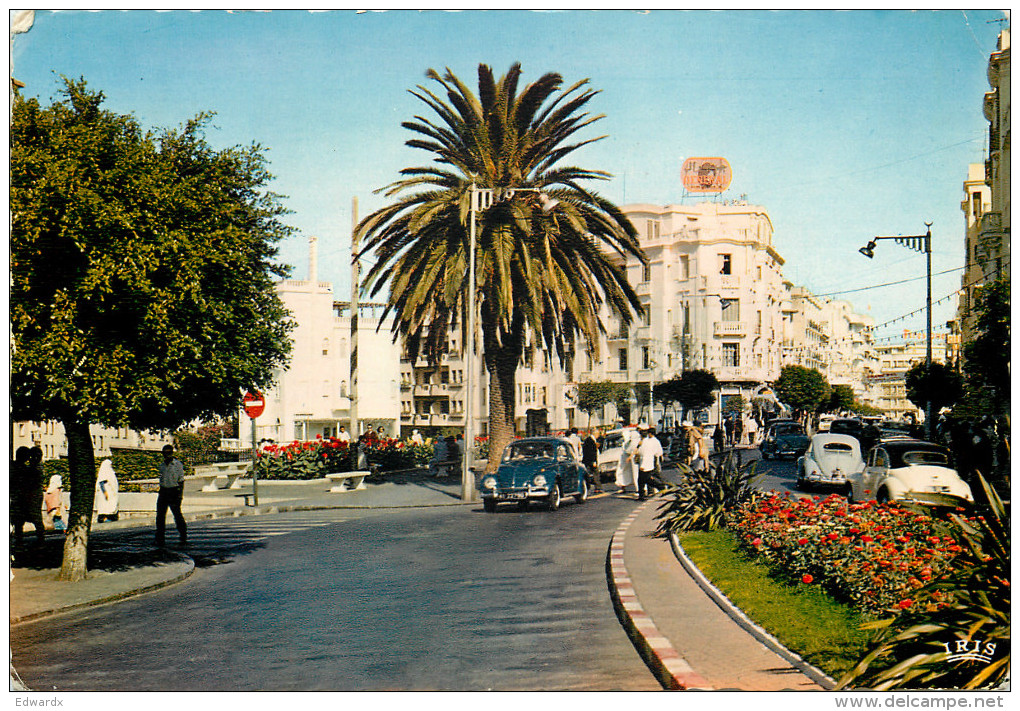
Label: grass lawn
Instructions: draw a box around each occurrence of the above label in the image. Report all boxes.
[679,529,876,680]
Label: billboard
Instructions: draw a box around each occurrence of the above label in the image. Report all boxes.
[681,157,732,193]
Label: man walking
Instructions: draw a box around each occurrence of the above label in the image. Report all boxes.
[637,427,663,501]
[581,430,602,493]
[156,444,187,547]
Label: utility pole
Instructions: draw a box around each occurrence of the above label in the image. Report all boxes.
[349,197,360,441]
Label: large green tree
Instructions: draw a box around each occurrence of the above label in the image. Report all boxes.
[961,276,1010,417]
[576,380,627,428]
[358,64,644,472]
[671,369,720,420]
[11,79,293,580]
[774,365,831,417]
[905,361,963,419]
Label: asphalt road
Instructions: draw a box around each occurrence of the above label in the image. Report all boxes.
[11,498,661,691]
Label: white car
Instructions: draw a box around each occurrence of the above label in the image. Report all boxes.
[817,415,836,433]
[848,439,973,504]
[597,428,635,478]
[797,433,864,491]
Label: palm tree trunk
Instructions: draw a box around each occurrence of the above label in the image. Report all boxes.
[58,415,96,582]
[482,320,522,475]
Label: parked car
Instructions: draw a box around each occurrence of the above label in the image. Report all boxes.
[847,439,973,505]
[796,433,864,491]
[481,437,589,512]
[759,421,809,460]
[817,414,836,432]
[596,428,630,480]
[828,417,864,438]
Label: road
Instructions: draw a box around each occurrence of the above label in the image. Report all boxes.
[11,497,662,692]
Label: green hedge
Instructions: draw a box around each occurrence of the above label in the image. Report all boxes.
[41,448,196,484]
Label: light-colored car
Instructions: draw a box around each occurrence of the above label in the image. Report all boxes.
[796,433,864,491]
[817,414,836,433]
[848,439,973,505]
[596,429,629,478]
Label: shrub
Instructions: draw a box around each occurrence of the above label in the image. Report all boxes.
[254,436,435,480]
[653,453,762,535]
[726,493,968,617]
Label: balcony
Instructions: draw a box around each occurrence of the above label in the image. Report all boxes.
[719,274,740,291]
[714,321,746,337]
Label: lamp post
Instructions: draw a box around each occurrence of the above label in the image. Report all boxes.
[463,184,560,502]
[858,223,933,439]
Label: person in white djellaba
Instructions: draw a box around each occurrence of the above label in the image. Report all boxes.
[95,458,120,522]
[614,427,641,495]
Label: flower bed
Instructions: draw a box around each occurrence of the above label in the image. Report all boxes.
[726,493,968,616]
[254,436,434,480]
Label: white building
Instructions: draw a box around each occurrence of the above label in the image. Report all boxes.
[11,421,171,462]
[243,238,401,445]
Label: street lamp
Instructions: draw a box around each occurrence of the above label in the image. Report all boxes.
[858,223,933,439]
[463,184,559,502]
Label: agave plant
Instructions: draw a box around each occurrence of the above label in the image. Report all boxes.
[653,452,762,536]
[837,476,1010,690]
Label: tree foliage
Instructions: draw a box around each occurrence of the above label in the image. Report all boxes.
[774,365,831,415]
[961,277,1010,418]
[357,63,644,470]
[11,78,294,579]
[905,361,964,416]
[666,369,720,418]
[576,380,627,426]
[828,384,855,413]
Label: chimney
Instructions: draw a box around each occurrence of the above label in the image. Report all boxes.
[308,235,318,284]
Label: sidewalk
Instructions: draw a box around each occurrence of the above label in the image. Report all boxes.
[11,468,831,691]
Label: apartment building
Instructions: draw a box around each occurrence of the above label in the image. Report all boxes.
[11,421,171,462]
[979,28,1010,284]
[865,335,949,421]
[958,164,994,343]
[242,238,401,445]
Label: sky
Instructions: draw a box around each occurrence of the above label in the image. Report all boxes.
[10,9,1009,346]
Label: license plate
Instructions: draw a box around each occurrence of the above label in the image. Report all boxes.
[502,492,527,500]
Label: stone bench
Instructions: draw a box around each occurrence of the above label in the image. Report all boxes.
[199,462,250,492]
[325,471,372,493]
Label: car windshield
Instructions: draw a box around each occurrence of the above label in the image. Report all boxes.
[602,434,623,450]
[902,450,950,467]
[774,424,804,437]
[504,442,555,461]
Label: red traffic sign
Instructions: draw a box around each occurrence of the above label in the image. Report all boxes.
[243,391,265,419]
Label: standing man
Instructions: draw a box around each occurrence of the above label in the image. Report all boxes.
[566,427,583,461]
[581,430,602,493]
[156,444,187,548]
[636,427,663,501]
[337,426,351,442]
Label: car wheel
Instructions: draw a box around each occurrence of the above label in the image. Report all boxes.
[548,483,561,511]
[483,498,497,513]
[843,484,854,502]
[876,488,890,504]
[575,477,588,505]
[760,450,770,460]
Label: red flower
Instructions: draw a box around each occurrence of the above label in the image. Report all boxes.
[751,538,762,546]
[897,599,913,610]
[801,574,814,584]
[797,538,809,546]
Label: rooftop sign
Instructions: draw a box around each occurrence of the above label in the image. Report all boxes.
[682,157,732,193]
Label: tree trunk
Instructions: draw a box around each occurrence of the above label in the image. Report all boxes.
[58,416,97,582]
[482,329,521,476]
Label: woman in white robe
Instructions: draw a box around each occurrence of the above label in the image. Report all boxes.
[614,428,640,491]
[95,458,119,522]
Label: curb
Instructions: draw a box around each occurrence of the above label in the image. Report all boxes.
[668,532,837,690]
[606,502,713,691]
[10,552,196,626]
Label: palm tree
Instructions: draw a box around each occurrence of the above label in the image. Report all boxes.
[358,63,645,473]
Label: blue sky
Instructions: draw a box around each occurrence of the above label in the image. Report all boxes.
[11,9,1008,343]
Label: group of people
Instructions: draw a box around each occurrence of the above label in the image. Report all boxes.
[429,434,463,476]
[610,426,667,501]
[10,446,121,547]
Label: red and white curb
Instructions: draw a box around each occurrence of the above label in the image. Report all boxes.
[607,503,713,691]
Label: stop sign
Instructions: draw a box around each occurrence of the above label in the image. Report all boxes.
[243,391,265,419]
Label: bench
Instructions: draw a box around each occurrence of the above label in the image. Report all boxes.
[431,459,461,477]
[199,462,251,492]
[325,471,372,493]
[235,493,256,506]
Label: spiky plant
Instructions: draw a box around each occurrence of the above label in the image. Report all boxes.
[653,452,762,536]
[837,476,1010,690]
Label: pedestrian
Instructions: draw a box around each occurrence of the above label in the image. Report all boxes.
[411,429,424,446]
[448,435,462,469]
[637,427,663,501]
[155,444,187,548]
[724,416,735,446]
[43,473,66,532]
[11,446,45,546]
[581,430,602,493]
[745,416,758,446]
[614,427,640,495]
[430,435,448,476]
[713,422,725,454]
[95,458,119,523]
[566,427,582,461]
[337,426,351,442]
[690,424,708,472]
[734,416,744,446]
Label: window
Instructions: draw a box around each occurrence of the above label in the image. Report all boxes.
[645,219,660,241]
[679,255,690,280]
[720,298,740,322]
[720,253,732,275]
[972,192,983,219]
[641,304,651,326]
[682,304,690,332]
[722,343,739,367]
[642,260,651,282]
[618,347,629,371]
[642,346,651,370]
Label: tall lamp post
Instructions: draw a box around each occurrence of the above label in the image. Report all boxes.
[463,184,559,501]
[858,223,933,439]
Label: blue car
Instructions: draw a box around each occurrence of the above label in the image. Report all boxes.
[481,437,590,512]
